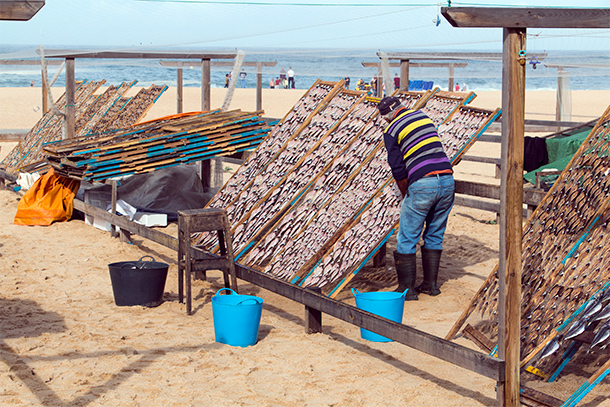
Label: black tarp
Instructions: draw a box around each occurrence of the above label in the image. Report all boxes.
[76,165,215,222]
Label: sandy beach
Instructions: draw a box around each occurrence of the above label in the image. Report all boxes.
[1,86,609,406]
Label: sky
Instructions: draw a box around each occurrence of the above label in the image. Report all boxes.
[0,0,609,54]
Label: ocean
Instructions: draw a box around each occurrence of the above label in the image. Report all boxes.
[1,45,609,92]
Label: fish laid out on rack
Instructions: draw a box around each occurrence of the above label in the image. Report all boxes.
[241,117,386,270]
[263,146,392,284]
[1,80,108,174]
[230,97,378,256]
[203,80,341,211]
[302,180,403,295]
[419,90,476,127]
[437,105,501,164]
[446,105,610,379]
[196,85,356,251]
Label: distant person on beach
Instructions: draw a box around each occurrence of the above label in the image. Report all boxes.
[275,77,280,88]
[356,78,365,91]
[287,67,295,89]
[462,83,467,91]
[269,78,275,89]
[394,74,400,90]
[239,70,247,88]
[377,96,454,301]
[455,84,460,91]
[371,77,377,97]
[30,80,35,87]
[224,74,230,88]
[280,67,286,84]
[344,77,350,89]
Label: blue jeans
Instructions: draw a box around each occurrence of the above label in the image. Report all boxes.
[396,174,455,254]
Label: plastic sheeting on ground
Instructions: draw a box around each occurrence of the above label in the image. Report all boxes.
[14,168,81,226]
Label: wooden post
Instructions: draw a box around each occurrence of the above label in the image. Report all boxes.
[400,59,409,91]
[65,57,75,139]
[373,243,386,267]
[41,70,48,113]
[200,159,211,191]
[256,62,262,112]
[448,63,455,91]
[305,287,323,334]
[177,64,183,114]
[498,27,526,407]
[201,58,211,112]
[110,179,118,238]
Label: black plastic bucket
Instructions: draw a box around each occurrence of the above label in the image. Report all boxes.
[108,255,169,307]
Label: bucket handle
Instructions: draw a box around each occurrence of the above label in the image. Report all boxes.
[400,289,408,298]
[138,255,156,263]
[215,288,238,296]
[237,298,262,305]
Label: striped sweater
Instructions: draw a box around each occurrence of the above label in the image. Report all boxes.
[383,107,452,185]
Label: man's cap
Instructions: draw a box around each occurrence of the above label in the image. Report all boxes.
[377,97,401,116]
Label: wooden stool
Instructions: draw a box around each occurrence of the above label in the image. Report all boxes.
[178,208,238,315]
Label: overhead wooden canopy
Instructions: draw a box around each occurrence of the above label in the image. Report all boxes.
[442,7,610,28]
[39,50,237,60]
[379,51,547,61]
[0,0,44,20]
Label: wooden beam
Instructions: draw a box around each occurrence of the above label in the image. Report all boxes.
[160,60,277,68]
[41,50,237,60]
[0,59,62,65]
[361,62,468,68]
[400,60,409,91]
[382,51,547,61]
[0,0,44,20]
[442,7,610,28]
[498,26,526,407]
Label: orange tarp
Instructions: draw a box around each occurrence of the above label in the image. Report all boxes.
[14,169,80,226]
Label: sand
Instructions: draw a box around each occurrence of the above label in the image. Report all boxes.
[1,86,609,406]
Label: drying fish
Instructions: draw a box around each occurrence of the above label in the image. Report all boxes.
[590,321,610,348]
[564,318,589,340]
[593,303,610,322]
[580,296,603,320]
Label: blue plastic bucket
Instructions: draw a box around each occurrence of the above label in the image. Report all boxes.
[212,288,263,347]
[351,288,407,342]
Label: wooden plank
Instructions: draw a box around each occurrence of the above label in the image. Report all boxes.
[442,7,610,29]
[463,324,494,353]
[0,0,44,20]
[498,26,526,407]
[383,51,547,62]
[65,58,75,139]
[520,386,562,407]
[454,180,546,206]
[0,131,27,142]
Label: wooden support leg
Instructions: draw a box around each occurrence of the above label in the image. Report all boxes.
[119,228,132,243]
[305,287,322,334]
[373,243,387,267]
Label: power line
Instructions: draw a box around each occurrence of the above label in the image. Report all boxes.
[137,0,438,6]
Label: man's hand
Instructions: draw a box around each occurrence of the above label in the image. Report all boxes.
[395,178,409,198]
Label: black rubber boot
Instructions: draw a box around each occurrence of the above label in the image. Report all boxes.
[416,248,442,296]
[393,251,418,301]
